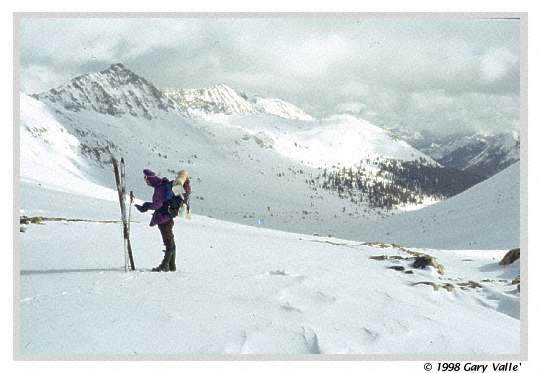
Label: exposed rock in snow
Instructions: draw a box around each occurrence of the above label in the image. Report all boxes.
[499,248,520,265]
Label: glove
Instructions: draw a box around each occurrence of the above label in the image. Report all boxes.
[135,202,151,213]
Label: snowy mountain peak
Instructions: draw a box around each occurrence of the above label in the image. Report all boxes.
[164,84,315,121]
[164,83,257,116]
[32,63,180,120]
[213,82,234,90]
[34,62,316,122]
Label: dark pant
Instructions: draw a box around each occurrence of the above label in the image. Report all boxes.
[158,219,175,249]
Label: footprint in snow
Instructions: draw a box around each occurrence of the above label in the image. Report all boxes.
[235,326,321,354]
[265,270,306,283]
[276,281,336,314]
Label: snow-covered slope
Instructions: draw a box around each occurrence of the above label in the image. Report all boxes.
[251,96,314,121]
[274,114,430,167]
[355,163,520,250]
[33,63,180,119]
[20,94,117,201]
[197,113,431,168]
[19,182,520,355]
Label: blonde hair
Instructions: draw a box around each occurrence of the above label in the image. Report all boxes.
[174,169,188,185]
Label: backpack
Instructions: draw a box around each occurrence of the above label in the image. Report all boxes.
[162,181,184,218]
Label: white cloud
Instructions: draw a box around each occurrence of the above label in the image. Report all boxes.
[480,48,519,83]
[411,91,455,110]
[20,64,67,94]
[284,34,351,78]
[334,102,367,114]
[19,17,521,135]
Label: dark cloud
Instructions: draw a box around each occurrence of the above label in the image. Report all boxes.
[19,17,520,135]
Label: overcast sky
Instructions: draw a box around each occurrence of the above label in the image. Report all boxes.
[19,17,520,135]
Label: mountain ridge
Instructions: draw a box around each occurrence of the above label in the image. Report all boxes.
[384,126,520,179]
[21,63,491,235]
[33,63,182,120]
[164,83,315,121]
[33,63,316,122]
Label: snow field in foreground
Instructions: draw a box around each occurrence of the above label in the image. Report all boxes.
[19,187,519,355]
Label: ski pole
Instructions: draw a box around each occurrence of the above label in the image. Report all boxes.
[128,191,134,234]
[112,158,128,271]
[120,158,135,270]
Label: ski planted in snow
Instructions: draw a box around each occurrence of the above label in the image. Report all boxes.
[112,157,136,271]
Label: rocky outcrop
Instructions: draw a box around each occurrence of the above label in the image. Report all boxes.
[499,248,520,265]
[412,255,445,275]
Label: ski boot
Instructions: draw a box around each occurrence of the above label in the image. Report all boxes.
[152,248,174,272]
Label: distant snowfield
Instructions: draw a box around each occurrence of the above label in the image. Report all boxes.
[19,182,519,355]
[201,113,429,168]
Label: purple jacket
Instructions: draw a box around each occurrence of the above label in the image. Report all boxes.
[143,169,171,227]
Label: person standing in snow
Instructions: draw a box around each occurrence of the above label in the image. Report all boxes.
[135,169,191,272]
